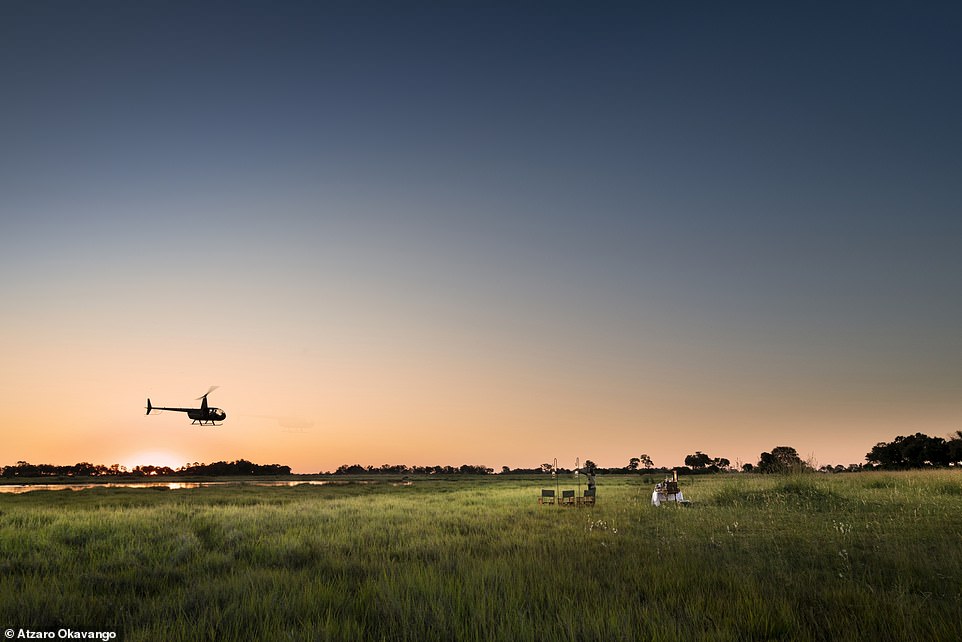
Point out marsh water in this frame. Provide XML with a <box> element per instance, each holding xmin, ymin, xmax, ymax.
<box><xmin>0</xmin><ymin>480</ymin><xmax>346</xmax><ymax>494</ymax></box>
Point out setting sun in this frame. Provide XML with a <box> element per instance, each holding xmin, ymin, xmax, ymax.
<box><xmin>123</xmin><ymin>451</ymin><xmax>187</xmax><ymax>472</ymax></box>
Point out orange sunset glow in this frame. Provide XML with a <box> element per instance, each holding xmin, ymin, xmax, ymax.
<box><xmin>2</xmin><ymin>2</ymin><xmax>960</xmax><ymax>475</ymax></box>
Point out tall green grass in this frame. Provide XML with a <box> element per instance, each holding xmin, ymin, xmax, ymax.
<box><xmin>1</xmin><ymin>473</ymin><xmax>961</xmax><ymax>640</ymax></box>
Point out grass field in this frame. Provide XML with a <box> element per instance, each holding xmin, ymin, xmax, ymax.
<box><xmin>1</xmin><ymin>471</ymin><xmax>961</xmax><ymax>641</ymax></box>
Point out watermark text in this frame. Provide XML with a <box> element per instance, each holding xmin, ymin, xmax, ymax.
<box><xmin>5</xmin><ymin>630</ymin><xmax>116</xmax><ymax>640</ymax></box>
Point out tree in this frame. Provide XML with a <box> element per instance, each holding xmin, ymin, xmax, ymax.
<box><xmin>639</xmin><ymin>454</ymin><xmax>653</xmax><ymax>470</ymax></box>
<box><xmin>684</xmin><ymin>452</ymin><xmax>712</xmax><ymax>470</ymax></box>
<box><xmin>948</xmin><ymin>436</ymin><xmax>962</xmax><ymax>466</ymax></box>
<box><xmin>628</xmin><ymin>457</ymin><xmax>640</xmax><ymax>471</ymax></box>
<box><xmin>757</xmin><ymin>446</ymin><xmax>806</xmax><ymax>474</ymax></box>
<box><xmin>73</xmin><ymin>462</ymin><xmax>98</xmax><ymax>476</ymax></box>
<box><xmin>583</xmin><ymin>460</ymin><xmax>597</xmax><ymax>474</ymax></box>
<box><xmin>866</xmin><ymin>433</ymin><xmax>950</xmax><ymax>469</ymax></box>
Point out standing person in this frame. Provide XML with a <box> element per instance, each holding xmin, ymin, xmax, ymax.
<box><xmin>584</xmin><ymin>468</ymin><xmax>597</xmax><ymax>505</ymax></box>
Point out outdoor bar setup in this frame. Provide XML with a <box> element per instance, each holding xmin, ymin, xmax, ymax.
<box><xmin>651</xmin><ymin>470</ymin><xmax>689</xmax><ymax>506</ymax></box>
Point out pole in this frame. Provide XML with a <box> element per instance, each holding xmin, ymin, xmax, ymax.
<box><xmin>553</xmin><ymin>457</ymin><xmax>559</xmax><ymax>506</ymax></box>
<box><xmin>575</xmin><ymin>457</ymin><xmax>581</xmax><ymax>499</ymax></box>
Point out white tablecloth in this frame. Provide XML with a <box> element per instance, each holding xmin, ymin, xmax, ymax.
<box><xmin>651</xmin><ymin>490</ymin><xmax>685</xmax><ymax>506</ymax></box>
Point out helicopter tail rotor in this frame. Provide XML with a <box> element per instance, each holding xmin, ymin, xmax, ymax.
<box><xmin>146</xmin><ymin>398</ymin><xmax>152</xmax><ymax>415</ymax></box>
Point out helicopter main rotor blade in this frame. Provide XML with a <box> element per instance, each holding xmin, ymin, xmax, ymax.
<box><xmin>196</xmin><ymin>385</ymin><xmax>219</xmax><ymax>400</ymax></box>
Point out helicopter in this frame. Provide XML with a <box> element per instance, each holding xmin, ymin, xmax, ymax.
<box><xmin>146</xmin><ymin>387</ymin><xmax>226</xmax><ymax>426</ymax></box>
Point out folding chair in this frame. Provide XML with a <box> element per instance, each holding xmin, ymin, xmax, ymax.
<box><xmin>583</xmin><ymin>487</ymin><xmax>596</xmax><ymax>506</ymax></box>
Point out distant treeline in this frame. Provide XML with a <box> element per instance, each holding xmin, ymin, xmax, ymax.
<box><xmin>5</xmin><ymin>432</ymin><xmax>961</xmax><ymax>479</ymax></box>
<box><xmin>331</xmin><ymin>463</ymin><xmax>669</xmax><ymax>475</ymax></box>
<box><xmin>330</xmin><ymin>432</ymin><xmax>962</xmax><ymax>475</ymax></box>
<box><xmin>333</xmin><ymin>464</ymin><xmax>495</xmax><ymax>475</ymax></box>
<box><xmin>866</xmin><ymin>432</ymin><xmax>962</xmax><ymax>470</ymax></box>
<box><xmin>1</xmin><ymin>459</ymin><xmax>290</xmax><ymax>478</ymax></box>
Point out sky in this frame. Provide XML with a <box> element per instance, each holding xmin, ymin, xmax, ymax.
<box><xmin>2</xmin><ymin>1</ymin><xmax>960</xmax><ymax>473</ymax></box>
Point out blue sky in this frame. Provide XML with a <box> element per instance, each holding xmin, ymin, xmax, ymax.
<box><xmin>2</xmin><ymin>1</ymin><xmax>960</xmax><ymax>471</ymax></box>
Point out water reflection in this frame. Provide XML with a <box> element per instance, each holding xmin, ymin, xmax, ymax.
<box><xmin>0</xmin><ymin>480</ymin><xmax>406</xmax><ymax>494</ymax></box>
